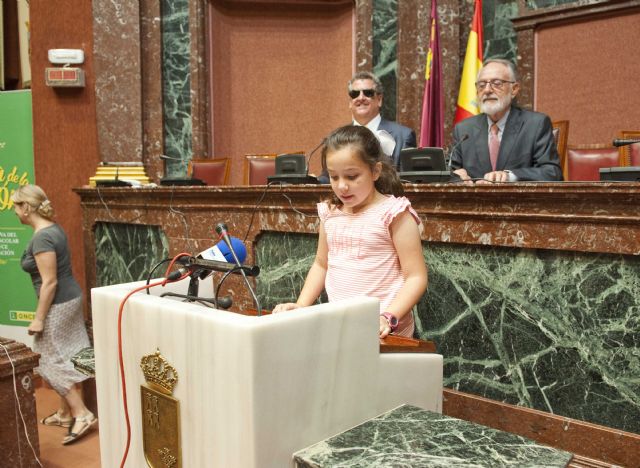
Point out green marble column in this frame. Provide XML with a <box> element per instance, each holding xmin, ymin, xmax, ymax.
<box><xmin>373</xmin><ymin>0</ymin><xmax>398</xmax><ymax>121</ymax></box>
<box><xmin>161</xmin><ymin>0</ymin><xmax>192</xmax><ymax>178</ymax></box>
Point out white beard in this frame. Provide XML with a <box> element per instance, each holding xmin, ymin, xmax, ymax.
<box><xmin>480</xmin><ymin>94</ymin><xmax>511</xmax><ymax>118</ymax></box>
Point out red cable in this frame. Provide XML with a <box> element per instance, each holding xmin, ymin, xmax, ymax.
<box><xmin>118</xmin><ymin>253</ymin><xmax>191</xmax><ymax>468</ymax></box>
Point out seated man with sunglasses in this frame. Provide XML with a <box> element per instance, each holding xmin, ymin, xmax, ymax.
<box><xmin>450</xmin><ymin>59</ymin><xmax>562</xmax><ymax>183</ymax></box>
<box><xmin>347</xmin><ymin>71</ymin><xmax>416</xmax><ymax>168</ymax></box>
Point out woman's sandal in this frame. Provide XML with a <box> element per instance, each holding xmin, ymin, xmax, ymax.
<box><xmin>62</xmin><ymin>412</ymin><xmax>98</xmax><ymax>445</ymax></box>
<box><xmin>41</xmin><ymin>411</ymin><xmax>73</xmax><ymax>428</ymax></box>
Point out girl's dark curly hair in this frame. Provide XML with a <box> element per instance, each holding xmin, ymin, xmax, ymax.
<box><xmin>321</xmin><ymin>125</ymin><xmax>403</xmax><ymax>206</ymax></box>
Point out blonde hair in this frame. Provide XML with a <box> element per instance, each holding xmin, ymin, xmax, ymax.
<box><xmin>11</xmin><ymin>184</ymin><xmax>55</xmax><ymax>221</ymax></box>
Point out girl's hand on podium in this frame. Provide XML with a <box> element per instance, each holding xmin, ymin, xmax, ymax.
<box><xmin>379</xmin><ymin>315</ymin><xmax>392</xmax><ymax>339</ymax></box>
<box><xmin>272</xmin><ymin>303</ymin><xmax>301</xmax><ymax>314</ymax></box>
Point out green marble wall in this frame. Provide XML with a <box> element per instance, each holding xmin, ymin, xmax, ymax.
<box><xmin>255</xmin><ymin>232</ymin><xmax>327</xmax><ymax>306</ymax></box>
<box><xmin>255</xmin><ymin>231</ymin><xmax>640</xmax><ymax>435</ymax></box>
<box><xmin>94</xmin><ymin>223</ymin><xmax>170</xmax><ymax>287</ymax></box>
<box><xmin>422</xmin><ymin>243</ymin><xmax>640</xmax><ymax>434</ymax></box>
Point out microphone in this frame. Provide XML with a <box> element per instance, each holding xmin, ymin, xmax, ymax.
<box><xmin>613</xmin><ymin>138</ymin><xmax>640</xmax><ymax>147</ymax></box>
<box><xmin>215</xmin><ymin>223</ymin><xmax>244</xmax><ymax>266</ymax></box>
<box><xmin>178</xmin><ymin>236</ymin><xmax>248</xmax><ymax>281</ymax></box>
<box><xmin>215</xmin><ymin>222</ymin><xmax>263</xmax><ymax>315</ymax></box>
<box><xmin>446</xmin><ymin>134</ymin><xmax>469</xmax><ymax>172</ymax></box>
<box><xmin>167</xmin><ymin>257</ymin><xmax>260</xmax><ymax>281</ymax></box>
<box><xmin>159</xmin><ymin>154</ymin><xmax>183</xmax><ymax>161</ymax></box>
<box><xmin>198</xmin><ymin>237</ymin><xmax>247</xmax><ymax>264</ymax></box>
<box><xmin>305</xmin><ymin>138</ymin><xmax>326</xmax><ymax>181</ymax></box>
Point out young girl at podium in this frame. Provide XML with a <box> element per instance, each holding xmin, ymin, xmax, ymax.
<box><xmin>273</xmin><ymin>125</ymin><xmax>428</xmax><ymax>337</ymax></box>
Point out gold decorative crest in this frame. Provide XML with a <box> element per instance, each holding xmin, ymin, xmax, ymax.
<box><xmin>140</xmin><ymin>349</ymin><xmax>178</xmax><ymax>395</ymax></box>
<box><xmin>140</xmin><ymin>349</ymin><xmax>181</xmax><ymax>468</ymax></box>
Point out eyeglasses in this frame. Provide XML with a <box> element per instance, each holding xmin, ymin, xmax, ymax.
<box><xmin>348</xmin><ymin>88</ymin><xmax>377</xmax><ymax>99</ymax></box>
<box><xmin>475</xmin><ymin>79</ymin><xmax>515</xmax><ymax>91</ymax></box>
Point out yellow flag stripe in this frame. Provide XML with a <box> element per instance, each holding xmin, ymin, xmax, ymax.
<box><xmin>456</xmin><ymin>30</ymin><xmax>482</xmax><ymax>115</ymax></box>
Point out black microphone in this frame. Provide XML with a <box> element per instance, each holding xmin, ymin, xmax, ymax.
<box><xmin>446</xmin><ymin>134</ymin><xmax>469</xmax><ymax>172</ymax></box>
<box><xmin>215</xmin><ymin>223</ymin><xmax>263</xmax><ymax>315</ymax></box>
<box><xmin>613</xmin><ymin>138</ymin><xmax>640</xmax><ymax>147</ymax></box>
<box><xmin>167</xmin><ymin>257</ymin><xmax>260</xmax><ymax>281</ymax></box>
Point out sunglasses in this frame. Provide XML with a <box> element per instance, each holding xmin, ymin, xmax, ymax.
<box><xmin>348</xmin><ymin>88</ymin><xmax>376</xmax><ymax>99</ymax></box>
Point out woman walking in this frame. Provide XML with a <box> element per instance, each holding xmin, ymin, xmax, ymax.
<box><xmin>12</xmin><ymin>184</ymin><xmax>97</xmax><ymax>445</ymax></box>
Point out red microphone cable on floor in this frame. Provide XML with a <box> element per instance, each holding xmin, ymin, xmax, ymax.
<box><xmin>118</xmin><ymin>252</ymin><xmax>191</xmax><ymax>468</ymax></box>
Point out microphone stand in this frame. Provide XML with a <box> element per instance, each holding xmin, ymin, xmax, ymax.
<box><xmin>160</xmin><ymin>291</ymin><xmax>233</xmax><ymax>309</ymax></box>
<box><xmin>187</xmin><ymin>270</ymin><xmax>201</xmax><ymax>299</ymax></box>
<box><xmin>304</xmin><ymin>139</ymin><xmax>326</xmax><ymax>181</ymax></box>
<box><xmin>446</xmin><ymin>134</ymin><xmax>469</xmax><ymax>173</ymax></box>
<box><xmin>216</xmin><ymin>224</ymin><xmax>263</xmax><ymax>316</ymax></box>
<box><xmin>162</xmin><ymin>269</ymin><xmax>233</xmax><ymax>309</ymax></box>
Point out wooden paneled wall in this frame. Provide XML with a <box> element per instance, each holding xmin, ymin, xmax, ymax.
<box><xmin>535</xmin><ymin>9</ymin><xmax>640</xmax><ymax>145</ymax></box>
<box><xmin>208</xmin><ymin>1</ymin><xmax>354</xmax><ymax>184</ymax></box>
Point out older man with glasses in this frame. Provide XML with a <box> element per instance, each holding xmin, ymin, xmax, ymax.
<box><xmin>347</xmin><ymin>71</ymin><xmax>416</xmax><ymax>168</ymax></box>
<box><xmin>449</xmin><ymin>59</ymin><xmax>562</xmax><ymax>183</ymax></box>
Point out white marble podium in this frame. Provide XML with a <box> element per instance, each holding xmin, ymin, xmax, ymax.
<box><xmin>92</xmin><ymin>278</ymin><xmax>443</xmax><ymax>467</ymax></box>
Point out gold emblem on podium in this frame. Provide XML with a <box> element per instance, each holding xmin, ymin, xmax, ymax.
<box><xmin>140</xmin><ymin>349</ymin><xmax>181</xmax><ymax>468</ymax></box>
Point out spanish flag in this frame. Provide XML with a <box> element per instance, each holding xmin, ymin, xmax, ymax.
<box><xmin>453</xmin><ymin>0</ymin><xmax>483</xmax><ymax>124</ymax></box>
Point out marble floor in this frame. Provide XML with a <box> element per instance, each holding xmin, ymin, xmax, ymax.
<box><xmin>35</xmin><ymin>385</ymin><xmax>101</xmax><ymax>467</ymax></box>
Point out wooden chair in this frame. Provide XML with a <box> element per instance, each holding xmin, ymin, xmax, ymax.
<box><xmin>617</xmin><ymin>130</ymin><xmax>640</xmax><ymax>166</ymax></box>
<box><xmin>188</xmin><ymin>158</ymin><xmax>231</xmax><ymax>185</ymax></box>
<box><xmin>565</xmin><ymin>144</ymin><xmax>621</xmax><ymax>181</ymax></box>
<box><xmin>551</xmin><ymin>120</ymin><xmax>569</xmax><ymax>180</ymax></box>
<box><xmin>244</xmin><ymin>153</ymin><xmax>277</xmax><ymax>185</ymax></box>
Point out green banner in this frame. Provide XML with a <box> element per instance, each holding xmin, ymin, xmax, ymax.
<box><xmin>0</xmin><ymin>90</ymin><xmax>37</xmax><ymax>327</ymax></box>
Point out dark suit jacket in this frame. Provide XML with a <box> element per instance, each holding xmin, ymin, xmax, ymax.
<box><xmin>450</xmin><ymin>106</ymin><xmax>562</xmax><ymax>181</ymax></box>
<box><xmin>378</xmin><ymin>118</ymin><xmax>417</xmax><ymax>168</ymax></box>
